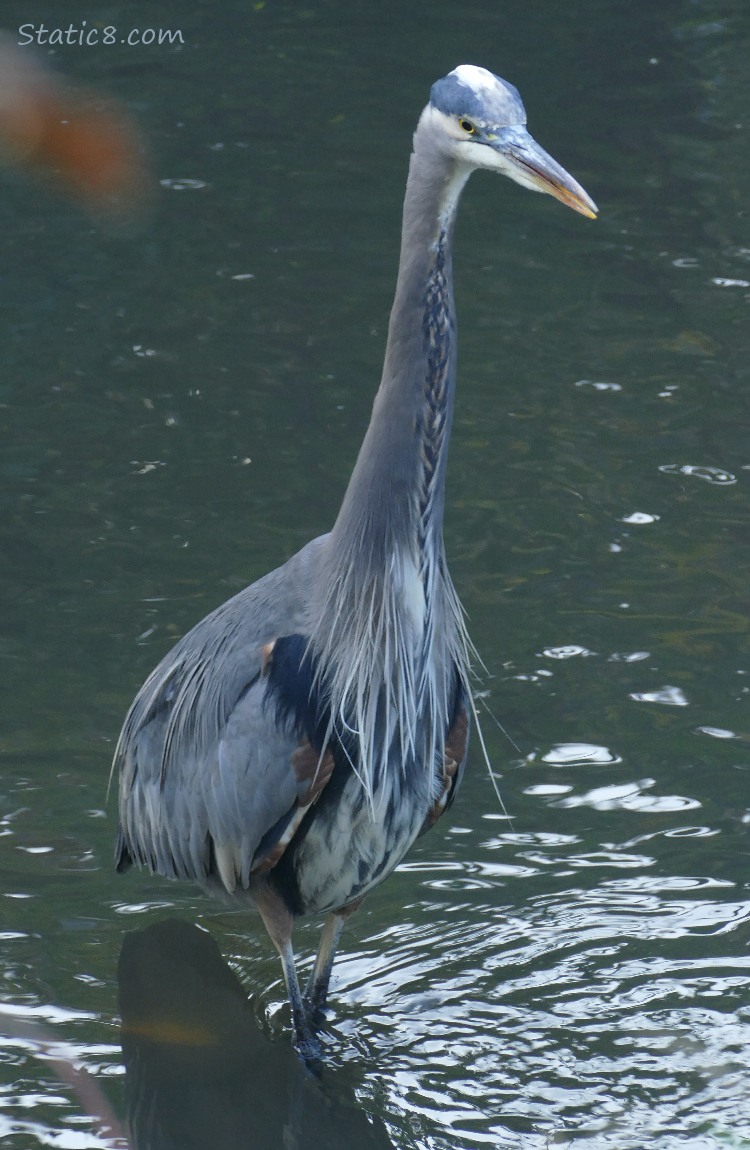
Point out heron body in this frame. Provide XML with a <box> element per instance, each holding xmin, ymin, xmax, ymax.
<box><xmin>114</xmin><ymin>64</ymin><xmax>596</xmax><ymax>1055</ymax></box>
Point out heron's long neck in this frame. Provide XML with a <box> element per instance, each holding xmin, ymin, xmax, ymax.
<box><xmin>330</xmin><ymin>143</ymin><xmax>470</xmax><ymax>570</ymax></box>
<box><xmin>310</xmin><ymin>140</ymin><xmax>472</xmax><ymax>801</ymax></box>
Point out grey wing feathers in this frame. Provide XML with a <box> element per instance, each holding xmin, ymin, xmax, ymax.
<box><xmin>114</xmin><ymin>535</ymin><xmax>328</xmax><ymax>890</ymax></box>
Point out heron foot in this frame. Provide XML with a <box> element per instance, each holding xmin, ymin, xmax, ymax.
<box><xmin>301</xmin><ymin>987</ymin><xmax>330</xmax><ymax>1036</ymax></box>
<box><xmin>302</xmin><ymin>970</ymin><xmax>335</xmax><ymax>1033</ymax></box>
<box><xmin>291</xmin><ymin>1005</ymin><xmax>324</xmax><ymax>1066</ymax></box>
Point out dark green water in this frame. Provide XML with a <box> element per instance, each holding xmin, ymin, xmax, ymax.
<box><xmin>1</xmin><ymin>1</ymin><xmax>749</xmax><ymax>1146</ymax></box>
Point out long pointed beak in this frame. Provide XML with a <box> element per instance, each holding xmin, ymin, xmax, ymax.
<box><xmin>498</xmin><ymin>126</ymin><xmax>598</xmax><ymax>219</ymax></box>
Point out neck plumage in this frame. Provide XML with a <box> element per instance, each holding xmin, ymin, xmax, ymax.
<box><xmin>330</xmin><ymin>140</ymin><xmax>470</xmax><ymax>569</ymax></box>
<box><xmin>309</xmin><ymin>130</ymin><xmax>474</xmax><ymax>804</ymax></box>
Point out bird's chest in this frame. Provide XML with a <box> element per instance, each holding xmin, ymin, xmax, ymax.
<box><xmin>278</xmin><ymin>759</ymin><xmax>435</xmax><ymax>917</ymax></box>
<box><xmin>264</xmin><ymin>594</ymin><xmax>460</xmax><ymax>918</ymax></box>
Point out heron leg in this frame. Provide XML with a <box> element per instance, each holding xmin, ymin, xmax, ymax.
<box><xmin>304</xmin><ymin>912</ymin><xmax>345</xmax><ymax>1015</ymax></box>
<box><xmin>254</xmin><ymin>883</ymin><xmax>320</xmax><ymax>1061</ymax></box>
<box><xmin>304</xmin><ymin>897</ymin><xmax>364</xmax><ymax>1016</ymax></box>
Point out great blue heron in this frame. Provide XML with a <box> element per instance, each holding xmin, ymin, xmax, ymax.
<box><xmin>114</xmin><ymin>64</ymin><xmax>596</xmax><ymax>1055</ymax></box>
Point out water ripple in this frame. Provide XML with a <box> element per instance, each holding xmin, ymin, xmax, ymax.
<box><xmin>536</xmin><ymin>743</ymin><xmax>623</xmax><ymax>767</ymax></box>
<box><xmin>541</xmin><ymin>645</ymin><xmax>595</xmax><ymax>659</ymax></box>
<box><xmin>697</xmin><ymin>725</ymin><xmax>737</xmax><ymax>740</ymax></box>
<box><xmin>620</xmin><ymin>511</ymin><xmax>660</xmax><ymax>524</ymax></box>
<box><xmin>334</xmin><ymin>867</ymin><xmax>750</xmax><ymax>1147</ymax></box>
<box><xmin>574</xmin><ymin>379</ymin><xmax>623</xmax><ymax>392</ymax></box>
<box><xmin>554</xmin><ymin>779</ymin><xmax>700</xmax><ymax>813</ymax></box>
<box><xmin>659</xmin><ymin>463</ymin><xmax>737</xmax><ymax>485</ymax></box>
<box><xmin>160</xmin><ymin>177</ymin><xmax>209</xmax><ymax>190</ymax></box>
<box><xmin>630</xmin><ymin>685</ymin><xmax>689</xmax><ymax>706</ymax></box>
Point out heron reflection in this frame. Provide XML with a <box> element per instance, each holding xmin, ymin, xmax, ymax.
<box><xmin>118</xmin><ymin>920</ymin><xmax>394</xmax><ymax>1149</ymax></box>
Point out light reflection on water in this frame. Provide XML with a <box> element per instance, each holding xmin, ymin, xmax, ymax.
<box><xmin>322</xmin><ymin>870</ymin><xmax>750</xmax><ymax>1148</ymax></box>
<box><xmin>2</xmin><ymin>815</ymin><xmax>750</xmax><ymax>1147</ymax></box>
<box><xmin>324</xmin><ymin>767</ymin><xmax>750</xmax><ymax>1147</ymax></box>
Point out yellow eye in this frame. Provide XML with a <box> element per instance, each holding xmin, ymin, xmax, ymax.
<box><xmin>459</xmin><ymin>118</ymin><xmax>476</xmax><ymax>135</ymax></box>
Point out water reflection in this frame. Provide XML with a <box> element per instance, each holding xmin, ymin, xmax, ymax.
<box><xmin>117</xmin><ymin>920</ymin><xmax>393</xmax><ymax>1150</ymax></box>
<box><xmin>658</xmin><ymin>463</ymin><xmax>737</xmax><ymax>485</ymax></box>
<box><xmin>536</xmin><ymin>743</ymin><xmax>623</xmax><ymax>766</ymax></box>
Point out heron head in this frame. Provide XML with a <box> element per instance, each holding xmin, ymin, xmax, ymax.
<box><xmin>424</xmin><ymin>64</ymin><xmax>597</xmax><ymax>219</ymax></box>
